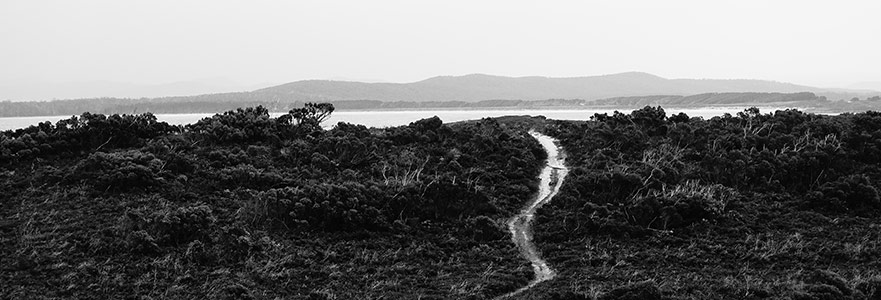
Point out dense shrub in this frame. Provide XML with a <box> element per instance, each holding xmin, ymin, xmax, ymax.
<box><xmin>125</xmin><ymin>203</ymin><xmax>216</xmax><ymax>247</ymax></box>
<box><xmin>548</xmin><ymin>291</ymin><xmax>591</xmax><ymax>300</ymax></box>
<box><xmin>855</xmin><ymin>276</ymin><xmax>881</xmax><ymax>300</ymax></box>
<box><xmin>464</xmin><ymin>216</ymin><xmax>506</xmax><ymax>242</ymax></box>
<box><xmin>251</xmin><ymin>183</ymin><xmax>386</xmax><ymax>231</ymax></box>
<box><xmin>214</xmin><ymin>164</ymin><xmax>285</xmax><ymax>189</ymax></box>
<box><xmin>809</xmin><ymin>174</ymin><xmax>881</xmax><ymax>212</ymax></box>
<box><xmin>599</xmin><ymin>281</ymin><xmax>663</xmax><ymax>300</ymax></box>
<box><xmin>790</xmin><ymin>270</ymin><xmax>863</xmax><ymax>300</ymax></box>
<box><xmin>2</xmin><ymin>104</ymin><xmax>549</xmax><ymax>298</ymax></box>
<box><xmin>126</xmin><ymin>230</ymin><xmax>161</xmax><ymax>254</ymax></box>
<box><xmin>544</xmin><ymin>107</ymin><xmax>881</xmax><ymax>236</ymax></box>
<box><xmin>72</xmin><ymin>150</ymin><xmax>165</xmax><ymax>192</ymax></box>
<box><xmin>188</xmin><ymin>106</ymin><xmax>277</xmax><ymax>144</ymax></box>
<box><xmin>625</xmin><ymin>181</ymin><xmax>738</xmax><ymax>229</ymax></box>
<box><xmin>1</xmin><ymin>112</ymin><xmax>176</xmax><ymax>161</ymax></box>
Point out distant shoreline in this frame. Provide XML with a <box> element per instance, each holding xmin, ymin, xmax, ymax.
<box><xmin>0</xmin><ymin>103</ymin><xmax>811</xmax><ymax>119</ymax></box>
<box><xmin>1</xmin><ymin>91</ymin><xmax>861</xmax><ymax>118</ymax></box>
<box><xmin>0</xmin><ymin>106</ymin><xmax>812</xmax><ymax>131</ymax></box>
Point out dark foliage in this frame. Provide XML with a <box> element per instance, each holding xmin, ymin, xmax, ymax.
<box><xmin>9</xmin><ymin>104</ymin><xmax>881</xmax><ymax>299</ymax></box>
<box><xmin>1</xmin><ymin>112</ymin><xmax>176</xmax><ymax>162</ymax></box>
<box><xmin>809</xmin><ymin>174</ymin><xmax>881</xmax><ymax>212</ymax></box>
<box><xmin>72</xmin><ymin>150</ymin><xmax>166</xmax><ymax>192</ymax></box>
<box><xmin>526</xmin><ymin>106</ymin><xmax>881</xmax><ymax>299</ymax></box>
<box><xmin>0</xmin><ymin>104</ymin><xmax>545</xmax><ymax>299</ymax></box>
<box><xmin>599</xmin><ymin>281</ymin><xmax>663</xmax><ymax>300</ymax></box>
<box><xmin>541</xmin><ymin>106</ymin><xmax>881</xmax><ymax>236</ymax></box>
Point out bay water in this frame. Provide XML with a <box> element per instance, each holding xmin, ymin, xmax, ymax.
<box><xmin>0</xmin><ymin>107</ymin><xmax>786</xmax><ymax>131</ymax></box>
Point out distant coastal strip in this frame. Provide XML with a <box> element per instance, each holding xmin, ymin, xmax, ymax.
<box><xmin>1</xmin><ymin>107</ymin><xmax>797</xmax><ymax>131</ymax></box>
<box><xmin>3</xmin><ymin>91</ymin><xmax>875</xmax><ymax>119</ymax></box>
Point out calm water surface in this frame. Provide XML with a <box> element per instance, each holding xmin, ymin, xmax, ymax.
<box><xmin>0</xmin><ymin>107</ymin><xmax>786</xmax><ymax>131</ymax></box>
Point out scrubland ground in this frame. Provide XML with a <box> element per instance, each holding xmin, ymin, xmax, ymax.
<box><xmin>524</xmin><ymin>108</ymin><xmax>881</xmax><ymax>300</ymax></box>
<box><xmin>4</xmin><ymin>105</ymin><xmax>881</xmax><ymax>299</ymax></box>
<box><xmin>1</xmin><ymin>106</ymin><xmax>544</xmax><ymax>299</ymax></box>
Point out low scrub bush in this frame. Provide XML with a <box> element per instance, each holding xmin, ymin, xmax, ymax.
<box><xmin>599</xmin><ymin>280</ymin><xmax>662</xmax><ymax>300</ymax></box>
<box><xmin>125</xmin><ymin>203</ymin><xmax>216</xmax><ymax>247</ymax></box>
<box><xmin>626</xmin><ymin>181</ymin><xmax>738</xmax><ymax>229</ymax></box>
<box><xmin>214</xmin><ymin>164</ymin><xmax>285</xmax><ymax>189</ymax></box>
<box><xmin>464</xmin><ymin>216</ymin><xmax>506</xmax><ymax>242</ymax></box>
<box><xmin>809</xmin><ymin>174</ymin><xmax>881</xmax><ymax>213</ymax></box>
<box><xmin>72</xmin><ymin>150</ymin><xmax>165</xmax><ymax>192</ymax></box>
<box><xmin>250</xmin><ymin>183</ymin><xmax>386</xmax><ymax>231</ymax></box>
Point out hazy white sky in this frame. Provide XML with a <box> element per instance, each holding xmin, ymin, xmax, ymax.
<box><xmin>1</xmin><ymin>0</ymin><xmax>879</xmax><ymax>88</ymax></box>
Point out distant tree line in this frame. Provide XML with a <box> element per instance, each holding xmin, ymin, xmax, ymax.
<box><xmin>3</xmin><ymin>91</ymin><xmax>869</xmax><ymax>117</ymax></box>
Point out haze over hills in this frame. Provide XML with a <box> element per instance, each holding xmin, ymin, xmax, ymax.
<box><xmin>0</xmin><ymin>78</ymin><xmax>272</xmax><ymax>101</ymax></box>
<box><xmin>251</xmin><ymin>72</ymin><xmax>877</xmax><ymax>103</ymax></box>
<box><xmin>2</xmin><ymin>72</ymin><xmax>878</xmax><ymax>103</ymax></box>
<box><xmin>849</xmin><ymin>82</ymin><xmax>881</xmax><ymax>94</ymax></box>
<box><xmin>2</xmin><ymin>72</ymin><xmax>881</xmax><ymax>118</ymax></box>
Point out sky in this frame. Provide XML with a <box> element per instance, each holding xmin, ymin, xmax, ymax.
<box><xmin>1</xmin><ymin>0</ymin><xmax>880</xmax><ymax>98</ymax></box>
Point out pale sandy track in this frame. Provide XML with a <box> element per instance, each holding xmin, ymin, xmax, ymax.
<box><xmin>498</xmin><ymin>131</ymin><xmax>568</xmax><ymax>299</ymax></box>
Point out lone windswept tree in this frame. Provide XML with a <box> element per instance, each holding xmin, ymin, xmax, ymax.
<box><xmin>277</xmin><ymin>102</ymin><xmax>335</xmax><ymax>135</ymax></box>
<box><xmin>292</xmin><ymin>103</ymin><xmax>335</xmax><ymax>126</ymax></box>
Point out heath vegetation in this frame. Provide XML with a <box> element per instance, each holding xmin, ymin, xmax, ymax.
<box><xmin>526</xmin><ymin>107</ymin><xmax>881</xmax><ymax>300</ymax></box>
<box><xmin>3</xmin><ymin>104</ymin><xmax>881</xmax><ymax>299</ymax></box>
<box><xmin>1</xmin><ymin>103</ymin><xmax>545</xmax><ymax>299</ymax></box>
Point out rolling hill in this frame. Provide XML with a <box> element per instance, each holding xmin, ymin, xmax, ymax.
<box><xmin>251</xmin><ymin>72</ymin><xmax>864</xmax><ymax>102</ymax></box>
<box><xmin>1</xmin><ymin>73</ymin><xmax>880</xmax><ymax>117</ymax></box>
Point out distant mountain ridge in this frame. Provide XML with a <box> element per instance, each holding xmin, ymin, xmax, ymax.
<box><xmin>2</xmin><ymin>72</ymin><xmax>881</xmax><ymax>118</ymax></box>
<box><xmin>252</xmin><ymin>72</ymin><xmax>864</xmax><ymax>102</ymax></box>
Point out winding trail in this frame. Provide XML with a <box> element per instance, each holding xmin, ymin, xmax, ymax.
<box><xmin>499</xmin><ymin>130</ymin><xmax>569</xmax><ymax>299</ymax></box>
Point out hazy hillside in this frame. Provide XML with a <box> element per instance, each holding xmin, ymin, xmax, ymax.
<box><xmin>2</xmin><ymin>73</ymin><xmax>880</xmax><ymax>117</ymax></box>
<box><xmin>253</xmin><ymin>72</ymin><xmax>860</xmax><ymax>102</ymax></box>
<box><xmin>849</xmin><ymin>82</ymin><xmax>881</xmax><ymax>93</ymax></box>
<box><xmin>0</xmin><ymin>79</ymin><xmax>266</xmax><ymax>101</ymax></box>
